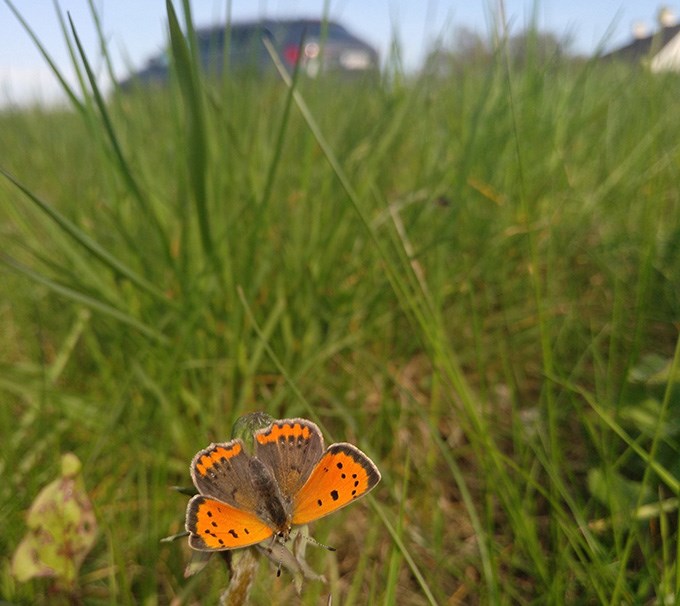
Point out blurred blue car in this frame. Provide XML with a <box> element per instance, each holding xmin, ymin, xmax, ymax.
<box><xmin>119</xmin><ymin>19</ymin><xmax>379</xmax><ymax>88</ymax></box>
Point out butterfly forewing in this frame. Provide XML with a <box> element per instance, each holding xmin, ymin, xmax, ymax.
<box><xmin>186</xmin><ymin>495</ymin><xmax>274</xmax><ymax>550</ymax></box>
<box><xmin>291</xmin><ymin>443</ymin><xmax>381</xmax><ymax>525</ymax></box>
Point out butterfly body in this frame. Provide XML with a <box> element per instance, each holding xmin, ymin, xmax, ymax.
<box><xmin>247</xmin><ymin>458</ymin><xmax>290</xmax><ymax>533</ymax></box>
<box><xmin>185</xmin><ymin>418</ymin><xmax>380</xmax><ymax>551</ymax></box>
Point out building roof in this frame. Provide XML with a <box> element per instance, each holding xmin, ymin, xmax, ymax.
<box><xmin>603</xmin><ymin>24</ymin><xmax>680</xmax><ymax>62</ymax></box>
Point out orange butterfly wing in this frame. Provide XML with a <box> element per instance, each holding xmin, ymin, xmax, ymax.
<box><xmin>291</xmin><ymin>443</ymin><xmax>381</xmax><ymax>525</ymax></box>
<box><xmin>186</xmin><ymin>495</ymin><xmax>274</xmax><ymax>550</ymax></box>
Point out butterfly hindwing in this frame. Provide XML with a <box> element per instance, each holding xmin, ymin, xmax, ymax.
<box><xmin>254</xmin><ymin>418</ymin><xmax>325</xmax><ymax>503</ymax></box>
<box><xmin>190</xmin><ymin>439</ymin><xmax>264</xmax><ymax>514</ymax></box>
<box><xmin>185</xmin><ymin>495</ymin><xmax>274</xmax><ymax>550</ymax></box>
<box><xmin>291</xmin><ymin>443</ymin><xmax>381</xmax><ymax>525</ymax></box>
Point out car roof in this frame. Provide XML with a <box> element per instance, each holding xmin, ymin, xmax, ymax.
<box><xmin>194</xmin><ymin>19</ymin><xmax>352</xmax><ymax>42</ymax></box>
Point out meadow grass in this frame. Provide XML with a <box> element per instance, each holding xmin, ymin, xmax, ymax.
<box><xmin>2</xmin><ymin>2</ymin><xmax>680</xmax><ymax>604</ymax></box>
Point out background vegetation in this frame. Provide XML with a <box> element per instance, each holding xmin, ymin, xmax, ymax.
<box><xmin>2</xmin><ymin>2</ymin><xmax>680</xmax><ymax>604</ymax></box>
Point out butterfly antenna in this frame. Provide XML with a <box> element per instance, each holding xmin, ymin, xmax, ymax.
<box><xmin>301</xmin><ymin>533</ymin><xmax>336</xmax><ymax>552</ymax></box>
<box><xmin>259</xmin><ymin>544</ymin><xmax>283</xmax><ymax>577</ymax></box>
<box><xmin>256</xmin><ymin>539</ymin><xmax>288</xmax><ymax>578</ymax></box>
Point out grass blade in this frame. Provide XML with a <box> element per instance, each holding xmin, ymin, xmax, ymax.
<box><xmin>1</xmin><ymin>167</ymin><xmax>172</xmax><ymax>306</ymax></box>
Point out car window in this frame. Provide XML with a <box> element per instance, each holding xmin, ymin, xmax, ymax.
<box><xmin>147</xmin><ymin>53</ymin><xmax>169</xmax><ymax>68</ymax></box>
<box><xmin>286</xmin><ymin>22</ymin><xmax>352</xmax><ymax>41</ymax></box>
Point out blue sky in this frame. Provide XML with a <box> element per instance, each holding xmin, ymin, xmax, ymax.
<box><xmin>0</xmin><ymin>1</ymin><xmax>675</xmax><ymax>106</ymax></box>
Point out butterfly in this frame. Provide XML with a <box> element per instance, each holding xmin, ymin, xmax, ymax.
<box><xmin>185</xmin><ymin>417</ymin><xmax>381</xmax><ymax>550</ymax></box>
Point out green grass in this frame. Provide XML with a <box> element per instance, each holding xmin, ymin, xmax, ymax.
<box><xmin>2</xmin><ymin>2</ymin><xmax>680</xmax><ymax>604</ymax></box>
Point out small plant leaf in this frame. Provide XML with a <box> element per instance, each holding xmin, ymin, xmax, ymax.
<box><xmin>587</xmin><ymin>467</ymin><xmax>652</xmax><ymax>512</ymax></box>
<box><xmin>11</xmin><ymin>453</ymin><xmax>97</xmax><ymax>586</ymax></box>
<box><xmin>628</xmin><ymin>354</ymin><xmax>676</xmax><ymax>385</ymax></box>
<box><xmin>231</xmin><ymin>411</ymin><xmax>276</xmax><ymax>453</ymax></box>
